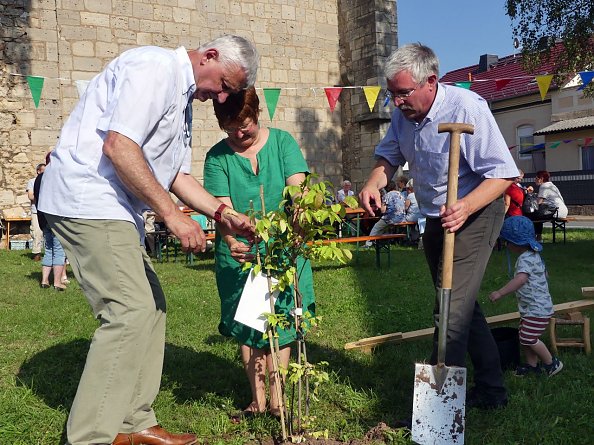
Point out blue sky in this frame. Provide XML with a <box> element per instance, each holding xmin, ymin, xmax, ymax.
<box><xmin>398</xmin><ymin>0</ymin><xmax>518</xmax><ymax>75</ymax></box>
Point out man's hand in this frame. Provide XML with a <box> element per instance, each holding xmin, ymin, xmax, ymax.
<box><xmin>220</xmin><ymin>208</ymin><xmax>255</xmax><ymax>241</ymax></box>
<box><xmin>359</xmin><ymin>184</ymin><xmax>382</xmax><ymax>217</ymax></box>
<box><xmin>163</xmin><ymin>210</ymin><xmax>206</xmax><ymax>253</ymax></box>
<box><xmin>439</xmin><ymin>199</ymin><xmax>471</xmax><ymax>233</ymax></box>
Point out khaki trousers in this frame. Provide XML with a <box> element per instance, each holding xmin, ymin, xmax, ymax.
<box><xmin>30</xmin><ymin>212</ymin><xmax>44</xmax><ymax>254</ymax></box>
<box><xmin>423</xmin><ymin>198</ymin><xmax>507</xmax><ymax>399</ymax></box>
<box><xmin>46</xmin><ymin>215</ymin><xmax>166</xmax><ymax>445</ymax></box>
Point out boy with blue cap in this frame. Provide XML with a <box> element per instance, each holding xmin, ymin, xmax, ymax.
<box><xmin>489</xmin><ymin>216</ymin><xmax>563</xmax><ymax>377</ymax></box>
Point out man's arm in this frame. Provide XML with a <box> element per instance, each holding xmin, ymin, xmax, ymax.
<box><xmin>440</xmin><ymin>177</ymin><xmax>513</xmax><ymax>233</ymax></box>
<box><xmin>103</xmin><ymin>130</ymin><xmax>206</xmax><ymax>252</ymax></box>
<box><xmin>358</xmin><ymin>158</ymin><xmax>396</xmax><ymax>216</ymax></box>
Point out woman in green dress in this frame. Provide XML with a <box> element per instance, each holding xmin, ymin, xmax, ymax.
<box><xmin>203</xmin><ymin>87</ymin><xmax>315</xmax><ymax>417</ymax></box>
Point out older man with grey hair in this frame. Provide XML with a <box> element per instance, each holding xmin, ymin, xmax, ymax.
<box><xmin>360</xmin><ymin>43</ymin><xmax>519</xmax><ymax>412</ymax></box>
<box><xmin>38</xmin><ymin>35</ymin><xmax>259</xmax><ymax>445</ymax></box>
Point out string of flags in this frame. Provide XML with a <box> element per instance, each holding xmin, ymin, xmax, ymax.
<box><xmin>4</xmin><ymin>70</ymin><xmax>594</xmax><ymax>119</ymax></box>
<box><xmin>510</xmin><ymin>137</ymin><xmax>594</xmax><ymax>153</ymax></box>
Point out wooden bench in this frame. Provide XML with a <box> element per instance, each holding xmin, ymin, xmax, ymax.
<box><xmin>312</xmin><ymin>233</ymin><xmax>406</xmax><ymax>268</ymax></box>
<box><xmin>530</xmin><ymin>216</ymin><xmax>575</xmax><ymax>244</ymax></box>
<box><xmin>344</xmin><ymin>299</ymin><xmax>594</xmax><ymax>353</ymax></box>
<box><xmin>389</xmin><ymin>220</ymin><xmax>419</xmax><ymax>242</ymax></box>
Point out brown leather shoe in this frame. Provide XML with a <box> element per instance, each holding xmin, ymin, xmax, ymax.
<box><xmin>112</xmin><ymin>425</ymin><xmax>197</xmax><ymax>445</ymax></box>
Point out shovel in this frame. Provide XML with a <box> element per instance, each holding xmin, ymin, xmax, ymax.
<box><xmin>411</xmin><ymin>123</ymin><xmax>474</xmax><ymax>445</ymax></box>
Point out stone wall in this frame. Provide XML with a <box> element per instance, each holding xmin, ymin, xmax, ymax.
<box><xmin>1</xmin><ymin>0</ymin><xmax>398</xmax><ymax>212</ymax></box>
<box><xmin>336</xmin><ymin>0</ymin><xmax>398</xmax><ymax>193</ymax></box>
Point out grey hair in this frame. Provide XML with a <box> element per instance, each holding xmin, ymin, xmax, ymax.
<box><xmin>199</xmin><ymin>35</ymin><xmax>259</xmax><ymax>88</ymax></box>
<box><xmin>342</xmin><ymin>180</ymin><xmax>351</xmax><ymax>186</ymax></box>
<box><xmin>384</xmin><ymin>43</ymin><xmax>439</xmax><ymax>84</ymax></box>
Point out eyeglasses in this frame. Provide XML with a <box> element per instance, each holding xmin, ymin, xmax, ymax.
<box><xmin>384</xmin><ymin>83</ymin><xmax>422</xmax><ymax>103</ymax></box>
<box><xmin>222</xmin><ymin>122</ymin><xmax>251</xmax><ymax>134</ymax></box>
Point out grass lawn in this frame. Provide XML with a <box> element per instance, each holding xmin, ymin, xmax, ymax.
<box><xmin>1</xmin><ymin>228</ymin><xmax>593</xmax><ymax>444</ymax></box>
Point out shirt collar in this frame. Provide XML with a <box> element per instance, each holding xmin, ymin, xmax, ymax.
<box><xmin>424</xmin><ymin>82</ymin><xmax>446</xmax><ymax>124</ymax></box>
<box><xmin>175</xmin><ymin>47</ymin><xmax>196</xmax><ymax>100</ymax></box>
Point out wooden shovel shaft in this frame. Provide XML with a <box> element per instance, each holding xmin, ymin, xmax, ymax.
<box><xmin>436</xmin><ymin>123</ymin><xmax>474</xmax><ymax>363</ymax></box>
<box><xmin>438</xmin><ymin>123</ymin><xmax>473</xmax><ymax>289</ymax></box>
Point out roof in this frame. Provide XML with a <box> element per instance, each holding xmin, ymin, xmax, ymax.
<box><xmin>534</xmin><ymin>115</ymin><xmax>594</xmax><ymax>135</ymax></box>
<box><xmin>439</xmin><ymin>44</ymin><xmax>565</xmax><ymax>102</ymax></box>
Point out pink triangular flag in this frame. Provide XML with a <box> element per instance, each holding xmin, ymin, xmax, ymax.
<box><xmin>324</xmin><ymin>87</ymin><xmax>342</xmax><ymax>112</ymax></box>
<box><xmin>584</xmin><ymin>137</ymin><xmax>593</xmax><ymax>146</ymax></box>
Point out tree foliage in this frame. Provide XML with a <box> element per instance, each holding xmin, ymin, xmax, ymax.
<box><xmin>506</xmin><ymin>0</ymin><xmax>594</xmax><ymax>92</ymax></box>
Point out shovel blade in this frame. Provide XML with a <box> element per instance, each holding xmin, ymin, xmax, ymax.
<box><xmin>411</xmin><ymin>363</ymin><xmax>466</xmax><ymax>445</ymax></box>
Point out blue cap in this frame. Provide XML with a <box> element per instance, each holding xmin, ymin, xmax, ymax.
<box><xmin>500</xmin><ymin>216</ymin><xmax>542</xmax><ymax>252</ymax></box>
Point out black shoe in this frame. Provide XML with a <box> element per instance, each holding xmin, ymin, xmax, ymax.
<box><xmin>466</xmin><ymin>388</ymin><xmax>508</xmax><ymax>410</ymax></box>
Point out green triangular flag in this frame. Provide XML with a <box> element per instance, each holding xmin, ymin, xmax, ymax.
<box><xmin>455</xmin><ymin>81</ymin><xmax>472</xmax><ymax>89</ymax></box>
<box><xmin>549</xmin><ymin>141</ymin><xmax>561</xmax><ymax>149</ymax></box>
<box><xmin>27</xmin><ymin>76</ymin><xmax>44</xmax><ymax>108</ymax></box>
<box><xmin>263</xmin><ymin>88</ymin><xmax>281</xmax><ymax>121</ymax></box>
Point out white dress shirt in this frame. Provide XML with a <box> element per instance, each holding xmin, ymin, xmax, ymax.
<box><xmin>38</xmin><ymin>46</ymin><xmax>196</xmax><ymax>236</ymax></box>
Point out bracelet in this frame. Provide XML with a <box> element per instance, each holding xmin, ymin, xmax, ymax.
<box><xmin>213</xmin><ymin>203</ymin><xmax>228</xmax><ymax>223</ymax></box>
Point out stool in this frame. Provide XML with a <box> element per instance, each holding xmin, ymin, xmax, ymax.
<box><xmin>549</xmin><ymin>311</ymin><xmax>591</xmax><ymax>354</ymax></box>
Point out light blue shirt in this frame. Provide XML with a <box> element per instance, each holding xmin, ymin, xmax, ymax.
<box><xmin>515</xmin><ymin>250</ymin><xmax>554</xmax><ymax>318</ymax></box>
<box><xmin>38</xmin><ymin>46</ymin><xmax>195</xmax><ymax>236</ymax></box>
<box><xmin>375</xmin><ymin>83</ymin><xmax>519</xmax><ymax>217</ymax></box>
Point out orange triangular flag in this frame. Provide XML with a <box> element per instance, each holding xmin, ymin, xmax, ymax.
<box><xmin>495</xmin><ymin>79</ymin><xmax>512</xmax><ymax>91</ymax></box>
<box><xmin>324</xmin><ymin>87</ymin><xmax>342</xmax><ymax>112</ymax></box>
<box><xmin>536</xmin><ymin>75</ymin><xmax>553</xmax><ymax>101</ymax></box>
<box><xmin>362</xmin><ymin>86</ymin><xmax>381</xmax><ymax>112</ymax></box>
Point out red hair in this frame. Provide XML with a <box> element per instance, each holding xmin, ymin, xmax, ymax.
<box><xmin>536</xmin><ymin>170</ymin><xmax>550</xmax><ymax>182</ymax></box>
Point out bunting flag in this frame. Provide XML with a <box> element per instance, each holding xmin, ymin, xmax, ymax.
<box><xmin>536</xmin><ymin>75</ymin><xmax>553</xmax><ymax>100</ymax></box>
<box><xmin>585</xmin><ymin>137</ymin><xmax>593</xmax><ymax>146</ymax></box>
<box><xmin>26</xmin><ymin>75</ymin><xmax>44</xmax><ymax>108</ymax></box>
<box><xmin>577</xmin><ymin>71</ymin><xmax>594</xmax><ymax>91</ymax></box>
<box><xmin>4</xmin><ymin>68</ymin><xmax>594</xmax><ymax>113</ymax></box>
<box><xmin>324</xmin><ymin>87</ymin><xmax>342</xmax><ymax>112</ymax></box>
<box><xmin>263</xmin><ymin>88</ymin><xmax>281</xmax><ymax>120</ymax></box>
<box><xmin>495</xmin><ymin>79</ymin><xmax>512</xmax><ymax>91</ymax></box>
<box><xmin>362</xmin><ymin>86</ymin><xmax>381</xmax><ymax>112</ymax></box>
<box><xmin>549</xmin><ymin>141</ymin><xmax>561</xmax><ymax>149</ymax></box>
<box><xmin>75</xmin><ymin>80</ymin><xmax>90</xmax><ymax>98</ymax></box>
<box><xmin>508</xmin><ymin>145</ymin><xmax>517</xmax><ymax>150</ymax></box>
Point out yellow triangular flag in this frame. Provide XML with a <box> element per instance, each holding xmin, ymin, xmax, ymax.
<box><xmin>535</xmin><ymin>75</ymin><xmax>553</xmax><ymax>101</ymax></box>
<box><xmin>363</xmin><ymin>86</ymin><xmax>381</xmax><ymax>112</ymax></box>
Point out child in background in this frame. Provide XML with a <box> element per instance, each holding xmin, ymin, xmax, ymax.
<box><xmin>489</xmin><ymin>216</ymin><xmax>563</xmax><ymax>377</ymax></box>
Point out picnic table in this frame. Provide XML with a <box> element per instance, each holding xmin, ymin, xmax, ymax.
<box><xmin>1</xmin><ymin>215</ymin><xmax>32</xmax><ymax>250</ymax></box>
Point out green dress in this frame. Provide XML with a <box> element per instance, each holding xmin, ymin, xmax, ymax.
<box><xmin>203</xmin><ymin>128</ymin><xmax>315</xmax><ymax>349</ymax></box>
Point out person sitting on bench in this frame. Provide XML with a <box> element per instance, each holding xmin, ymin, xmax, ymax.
<box><xmin>530</xmin><ymin>170</ymin><xmax>568</xmax><ymax>241</ymax></box>
<box><xmin>365</xmin><ymin>181</ymin><xmax>405</xmax><ymax>247</ymax></box>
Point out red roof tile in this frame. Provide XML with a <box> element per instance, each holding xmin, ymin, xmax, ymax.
<box><xmin>439</xmin><ymin>44</ymin><xmax>566</xmax><ymax>102</ymax></box>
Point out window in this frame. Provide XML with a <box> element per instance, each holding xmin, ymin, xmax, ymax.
<box><xmin>517</xmin><ymin>125</ymin><xmax>534</xmax><ymax>160</ymax></box>
<box><xmin>582</xmin><ymin>145</ymin><xmax>594</xmax><ymax>170</ymax></box>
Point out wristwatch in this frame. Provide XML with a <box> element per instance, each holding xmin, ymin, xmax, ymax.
<box><xmin>213</xmin><ymin>203</ymin><xmax>228</xmax><ymax>223</ymax></box>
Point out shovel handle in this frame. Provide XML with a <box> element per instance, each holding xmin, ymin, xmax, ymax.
<box><xmin>438</xmin><ymin>123</ymin><xmax>474</xmax><ymax>288</ymax></box>
<box><xmin>436</xmin><ymin>123</ymin><xmax>474</xmax><ymax>364</ymax></box>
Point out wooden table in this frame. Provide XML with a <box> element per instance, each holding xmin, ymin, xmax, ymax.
<box><xmin>1</xmin><ymin>216</ymin><xmax>32</xmax><ymax>250</ymax></box>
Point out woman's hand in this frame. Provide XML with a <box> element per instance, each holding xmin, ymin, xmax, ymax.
<box><xmin>224</xmin><ymin>235</ymin><xmax>255</xmax><ymax>263</ymax></box>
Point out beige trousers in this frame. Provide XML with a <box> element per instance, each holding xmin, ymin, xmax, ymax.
<box><xmin>30</xmin><ymin>212</ymin><xmax>44</xmax><ymax>254</ymax></box>
<box><xmin>46</xmin><ymin>215</ymin><xmax>166</xmax><ymax>445</ymax></box>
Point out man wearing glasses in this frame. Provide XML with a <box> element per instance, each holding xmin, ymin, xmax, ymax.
<box><xmin>359</xmin><ymin>43</ymin><xmax>519</xmax><ymax>411</ymax></box>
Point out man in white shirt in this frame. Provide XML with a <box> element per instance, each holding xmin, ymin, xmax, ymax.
<box><xmin>38</xmin><ymin>35</ymin><xmax>259</xmax><ymax>445</ymax></box>
<box><xmin>26</xmin><ymin>163</ymin><xmax>45</xmax><ymax>260</ymax></box>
